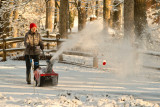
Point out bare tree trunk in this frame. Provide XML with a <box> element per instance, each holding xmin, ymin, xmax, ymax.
<box><xmin>0</xmin><ymin>1</ymin><xmax>4</xmax><ymax>36</ymax></box>
<box><xmin>103</xmin><ymin>0</ymin><xmax>111</xmax><ymax>30</ymax></box>
<box><xmin>66</xmin><ymin>1</ymin><xmax>69</xmax><ymax>32</ymax></box>
<box><xmin>69</xmin><ymin>3</ymin><xmax>75</xmax><ymax>32</ymax></box>
<box><xmin>95</xmin><ymin>0</ymin><xmax>99</xmax><ymax>18</ymax></box>
<box><xmin>124</xmin><ymin>0</ymin><xmax>135</xmax><ymax>40</ymax></box>
<box><xmin>85</xmin><ymin>2</ymin><xmax>89</xmax><ymax>19</ymax></box>
<box><xmin>9</xmin><ymin>0</ymin><xmax>14</xmax><ymax>36</ymax></box>
<box><xmin>78</xmin><ymin>0</ymin><xmax>87</xmax><ymax>31</ymax></box>
<box><xmin>46</xmin><ymin>0</ymin><xmax>53</xmax><ymax>32</ymax></box>
<box><xmin>134</xmin><ymin>0</ymin><xmax>147</xmax><ymax>40</ymax></box>
<box><xmin>54</xmin><ymin>0</ymin><xmax>59</xmax><ymax>30</ymax></box>
<box><xmin>12</xmin><ymin>0</ymin><xmax>19</xmax><ymax>48</ymax></box>
<box><xmin>112</xmin><ymin>0</ymin><xmax>122</xmax><ymax>30</ymax></box>
<box><xmin>59</xmin><ymin>0</ymin><xmax>69</xmax><ymax>38</ymax></box>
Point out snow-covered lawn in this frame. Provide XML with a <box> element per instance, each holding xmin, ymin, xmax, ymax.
<box><xmin>0</xmin><ymin>59</ymin><xmax>160</xmax><ymax>107</ymax></box>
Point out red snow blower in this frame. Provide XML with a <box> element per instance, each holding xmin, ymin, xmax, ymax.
<box><xmin>33</xmin><ymin>51</ymin><xmax>58</xmax><ymax>87</ymax></box>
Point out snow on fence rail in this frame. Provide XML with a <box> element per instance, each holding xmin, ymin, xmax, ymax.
<box><xmin>140</xmin><ymin>50</ymin><xmax>160</xmax><ymax>70</ymax></box>
<box><xmin>58</xmin><ymin>50</ymin><xmax>98</xmax><ymax>68</ymax></box>
<box><xmin>0</xmin><ymin>36</ymin><xmax>62</xmax><ymax>61</ymax></box>
<box><xmin>2</xmin><ymin>36</ymin><xmax>160</xmax><ymax>69</ymax></box>
<box><xmin>0</xmin><ymin>36</ymin><xmax>98</xmax><ymax>68</ymax></box>
<box><xmin>143</xmin><ymin>50</ymin><xmax>160</xmax><ymax>56</ymax></box>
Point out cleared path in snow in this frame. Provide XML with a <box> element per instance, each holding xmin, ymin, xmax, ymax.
<box><xmin>0</xmin><ymin>60</ymin><xmax>160</xmax><ymax>105</ymax></box>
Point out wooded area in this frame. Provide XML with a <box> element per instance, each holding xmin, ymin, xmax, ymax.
<box><xmin>0</xmin><ymin>0</ymin><xmax>159</xmax><ymax>61</ymax></box>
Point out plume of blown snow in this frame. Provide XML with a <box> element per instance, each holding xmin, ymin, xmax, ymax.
<box><xmin>51</xmin><ymin>19</ymin><xmax>143</xmax><ymax>78</ymax></box>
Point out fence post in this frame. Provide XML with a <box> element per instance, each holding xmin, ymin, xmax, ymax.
<box><xmin>93</xmin><ymin>50</ymin><xmax>98</xmax><ymax>68</ymax></box>
<box><xmin>2</xmin><ymin>35</ymin><xmax>6</xmax><ymax>61</ymax></box>
<box><xmin>93</xmin><ymin>56</ymin><xmax>98</xmax><ymax>68</ymax></box>
<box><xmin>46</xmin><ymin>30</ymin><xmax>50</xmax><ymax>49</ymax></box>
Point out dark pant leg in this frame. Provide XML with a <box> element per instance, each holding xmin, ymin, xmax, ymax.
<box><xmin>33</xmin><ymin>55</ymin><xmax>39</xmax><ymax>71</ymax></box>
<box><xmin>25</xmin><ymin>55</ymin><xmax>31</xmax><ymax>83</ymax></box>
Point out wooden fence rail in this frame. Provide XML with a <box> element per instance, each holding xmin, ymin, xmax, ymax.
<box><xmin>1</xmin><ymin>36</ymin><xmax>160</xmax><ymax>69</ymax></box>
<box><xmin>0</xmin><ymin>36</ymin><xmax>98</xmax><ymax>68</ymax></box>
<box><xmin>0</xmin><ymin>36</ymin><xmax>61</xmax><ymax>61</ymax></box>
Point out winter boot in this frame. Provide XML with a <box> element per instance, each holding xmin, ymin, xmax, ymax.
<box><xmin>26</xmin><ymin>70</ymin><xmax>31</xmax><ymax>84</ymax></box>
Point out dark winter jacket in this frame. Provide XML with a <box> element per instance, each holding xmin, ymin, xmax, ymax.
<box><xmin>24</xmin><ymin>30</ymin><xmax>44</xmax><ymax>55</ymax></box>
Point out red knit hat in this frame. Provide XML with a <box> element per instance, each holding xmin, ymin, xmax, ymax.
<box><xmin>30</xmin><ymin>23</ymin><xmax>37</xmax><ymax>29</ymax></box>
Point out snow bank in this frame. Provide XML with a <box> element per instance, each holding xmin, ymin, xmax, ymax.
<box><xmin>0</xmin><ymin>92</ymin><xmax>159</xmax><ymax>107</ymax></box>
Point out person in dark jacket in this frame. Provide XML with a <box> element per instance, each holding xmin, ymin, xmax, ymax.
<box><xmin>24</xmin><ymin>23</ymin><xmax>44</xmax><ymax>84</ymax></box>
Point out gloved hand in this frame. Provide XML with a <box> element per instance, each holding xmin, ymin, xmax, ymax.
<box><xmin>40</xmin><ymin>44</ymin><xmax>44</xmax><ymax>50</ymax></box>
<box><xmin>30</xmin><ymin>46</ymin><xmax>36</xmax><ymax>50</ymax></box>
<box><xmin>27</xmin><ymin>45</ymin><xmax>36</xmax><ymax>50</ymax></box>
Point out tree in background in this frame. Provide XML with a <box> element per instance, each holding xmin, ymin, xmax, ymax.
<box><xmin>54</xmin><ymin>0</ymin><xmax>59</xmax><ymax>31</ymax></box>
<box><xmin>12</xmin><ymin>0</ymin><xmax>19</xmax><ymax>48</ymax></box>
<box><xmin>134</xmin><ymin>0</ymin><xmax>148</xmax><ymax>40</ymax></box>
<box><xmin>103</xmin><ymin>0</ymin><xmax>111</xmax><ymax>31</ymax></box>
<box><xmin>110</xmin><ymin>0</ymin><xmax>122</xmax><ymax>35</ymax></box>
<box><xmin>96</xmin><ymin>0</ymin><xmax>99</xmax><ymax>18</ymax></box>
<box><xmin>45</xmin><ymin>0</ymin><xmax>54</xmax><ymax>33</ymax></box>
<box><xmin>0</xmin><ymin>0</ymin><xmax>14</xmax><ymax>37</ymax></box>
<box><xmin>124</xmin><ymin>0</ymin><xmax>135</xmax><ymax>41</ymax></box>
<box><xmin>144</xmin><ymin>0</ymin><xmax>160</xmax><ymax>50</ymax></box>
<box><xmin>0</xmin><ymin>0</ymin><xmax>159</xmax><ymax>47</ymax></box>
<box><xmin>148</xmin><ymin>0</ymin><xmax>160</xmax><ymax>25</ymax></box>
<box><xmin>59</xmin><ymin>0</ymin><xmax>69</xmax><ymax>38</ymax></box>
<box><xmin>69</xmin><ymin>2</ymin><xmax>76</xmax><ymax>32</ymax></box>
<box><xmin>0</xmin><ymin>0</ymin><xmax>47</xmax><ymax>49</ymax></box>
<box><xmin>78</xmin><ymin>0</ymin><xmax>87</xmax><ymax>31</ymax></box>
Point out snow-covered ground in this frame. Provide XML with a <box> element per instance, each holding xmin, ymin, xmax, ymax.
<box><xmin>0</xmin><ymin>59</ymin><xmax>160</xmax><ymax>107</ymax></box>
<box><xmin>0</xmin><ymin>17</ymin><xmax>160</xmax><ymax>107</ymax></box>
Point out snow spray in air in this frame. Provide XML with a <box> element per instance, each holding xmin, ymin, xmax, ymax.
<box><xmin>49</xmin><ymin>20</ymin><xmax>104</xmax><ymax>64</ymax></box>
<box><xmin>47</xmin><ymin>19</ymin><xmax>143</xmax><ymax>78</ymax></box>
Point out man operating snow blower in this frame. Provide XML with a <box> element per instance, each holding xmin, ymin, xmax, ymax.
<box><xmin>24</xmin><ymin>23</ymin><xmax>44</xmax><ymax>84</ymax></box>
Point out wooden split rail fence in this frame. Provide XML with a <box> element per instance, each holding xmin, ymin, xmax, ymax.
<box><xmin>1</xmin><ymin>35</ymin><xmax>159</xmax><ymax>69</ymax></box>
<box><xmin>0</xmin><ymin>35</ymin><xmax>98</xmax><ymax>68</ymax></box>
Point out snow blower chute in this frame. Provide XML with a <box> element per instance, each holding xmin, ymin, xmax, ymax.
<box><xmin>34</xmin><ymin>52</ymin><xmax>58</xmax><ymax>87</ymax></box>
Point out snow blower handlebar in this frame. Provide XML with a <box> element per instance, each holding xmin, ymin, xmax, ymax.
<box><xmin>42</xmin><ymin>50</ymin><xmax>45</xmax><ymax>59</ymax></box>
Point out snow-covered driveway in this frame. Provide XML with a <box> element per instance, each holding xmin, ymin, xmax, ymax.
<box><xmin>0</xmin><ymin>60</ymin><xmax>160</xmax><ymax>106</ymax></box>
